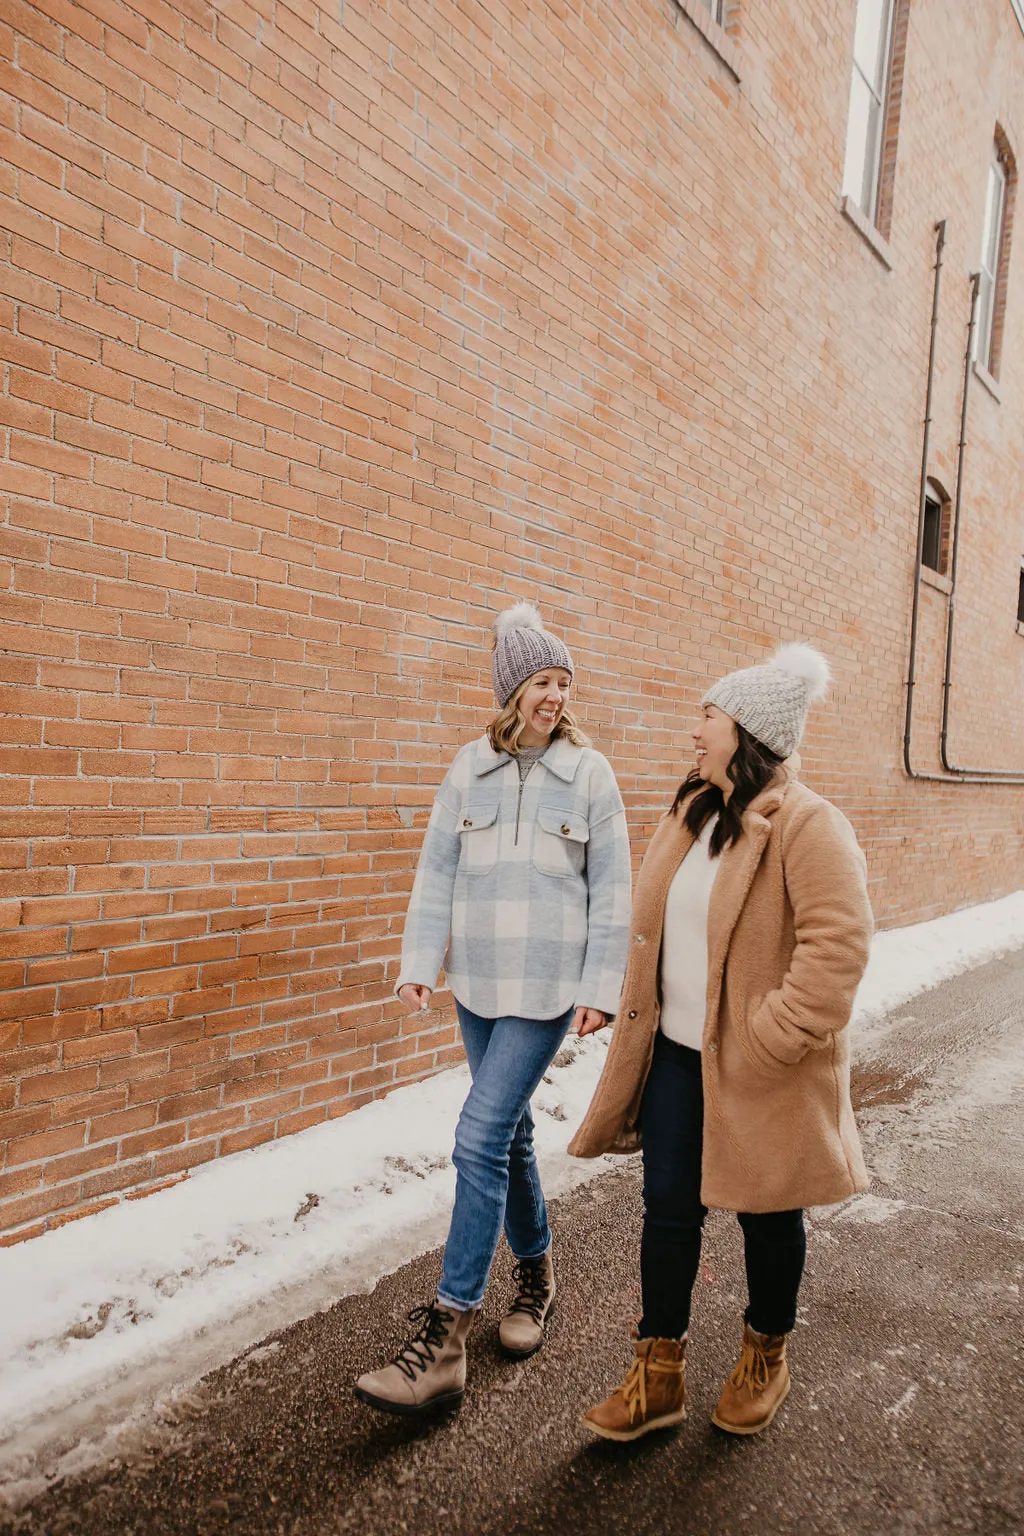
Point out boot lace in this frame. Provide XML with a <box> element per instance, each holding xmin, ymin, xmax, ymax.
<box><xmin>620</xmin><ymin>1355</ymin><xmax>648</xmax><ymax>1425</ymax></box>
<box><xmin>391</xmin><ymin>1303</ymin><xmax>455</xmax><ymax>1383</ymax></box>
<box><xmin>507</xmin><ymin>1260</ymin><xmax>549</xmax><ymax>1325</ymax></box>
<box><xmin>728</xmin><ymin>1338</ymin><xmax>770</xmax><ymax>1398</ymax></box>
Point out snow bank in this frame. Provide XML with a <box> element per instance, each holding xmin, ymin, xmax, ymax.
<box><xmin>1</xmin><ymin>888</ymin><xmax>1023</xmax><ymax>1455</ymax></box>
<box><xmin>853</xmin><ymin>888</ymin><xmax>1024</xmax><ymax>1045</ymax></box>
<box><xmin>0</xmin><ymin>1033</ymin><xmax>615</xmax><ymax>1452</ymax></box>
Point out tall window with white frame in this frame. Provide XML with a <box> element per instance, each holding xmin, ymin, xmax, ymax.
<box><xmin>842</xmin><ymin>0</ymin><xmax>898</xmax><ymax>227</ymax></box>
<box><xmin>975</xmin><ymin>145</ymin><xmax>1009</xmax><ymax>377</ymax></box>
<box><xmin>698</xmin><ymin>0</ymin><xmax>726</xmax><ymax>24</ymax></box>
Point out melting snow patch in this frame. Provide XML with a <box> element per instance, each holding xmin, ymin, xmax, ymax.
<box><xmin>834</xmin><ymin>1194</ymin><xmax>907</xmax><ymax>1226</ymax></box>
<box><xmin>885</xmin><ymin>1384</ymin><xmax>919</xmax><ymax>1418</ymax></box>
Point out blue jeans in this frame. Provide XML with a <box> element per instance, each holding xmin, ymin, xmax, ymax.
<box><xmin>639</xmin><ymin>1031</ymin><xmax>806</xmax><ymax>1338</ymax></box>
<box><xmin>437</xmin><ymin>1002</ymin><xmax>573</xmax><ymax>1311</ymax></box>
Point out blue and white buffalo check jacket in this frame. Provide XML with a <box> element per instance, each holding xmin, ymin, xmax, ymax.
<box><xmin>396</xmin><ymin>735</ymin><xmax>632</xmax><ymax>1021</ymax></box>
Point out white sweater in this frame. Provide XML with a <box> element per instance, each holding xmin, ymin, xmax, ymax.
<box><xmin>658</xmin><ymin>815</ymin><xmax>720</xmax><ymax>1050</ymax></box>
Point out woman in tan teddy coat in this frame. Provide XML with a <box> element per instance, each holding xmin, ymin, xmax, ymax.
<box><xmin>571</xmin><ymin>643</ymin><xmax>873</xmax><ymax>1442</ymax></box>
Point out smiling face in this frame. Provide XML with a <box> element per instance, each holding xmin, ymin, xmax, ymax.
<box><xmin>516</xmin><ymin>669</ymin><xmax>573</xmax><ymax>748</ymax></box>
<box><xmin>692</xmin><ymin>703</ymin><xmax>740</xmax><ymax>796</ymax></box>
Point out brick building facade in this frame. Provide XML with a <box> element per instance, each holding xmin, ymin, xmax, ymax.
<box><xmin>1</xmin><ymin>0</ymin><xmax>1022</xmax><ymax>1240</ymax></box>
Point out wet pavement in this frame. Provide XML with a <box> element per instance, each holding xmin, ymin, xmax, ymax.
<box><xmin>3</xmin><ymin>947</ymin><xmax>1023</xmax><ymax>1535</ymax></box>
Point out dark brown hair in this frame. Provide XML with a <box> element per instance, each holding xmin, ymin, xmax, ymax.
<box><xmin>671</xmin><ymin>724</ymin><xmax>784</xmax><ymax>856</ymax></box>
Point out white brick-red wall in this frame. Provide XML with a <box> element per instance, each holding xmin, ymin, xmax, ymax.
<box><xmin>1</xmin><ymin>0</ymin><xmax>1022</xmax><ymax>1239</ymax></box>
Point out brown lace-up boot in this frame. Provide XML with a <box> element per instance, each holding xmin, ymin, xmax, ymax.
<box><xmin>354</xmin><ymin>1300</ymin><xmax>475</xmax><ymax>1417</ymax></box>
<box><xmin>711</xmin><ymin>1321</ymin><xmax>790</xmax><ymax>1434</ymax></box>
<box><xmin>499</xmin><ymin>1252</ymin><xmax>555</xmax><ymax>1358</ymax></box>
<box><xmin>582</xmin><ymin>1336</ymin><xmax>687</xmax><ymax>1442</ymax></box>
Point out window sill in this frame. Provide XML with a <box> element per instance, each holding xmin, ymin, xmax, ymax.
<box><xmin>672</xmin><ymin>0</ymin><xmax>741</xmax><ymax>80</ymax></box>
<box><xmin>972</xmin><ymin>359</ymin><xmax>1002</xmax><ymax>403</ymax></box>
<box><xmin>840</xmin><ymin>195</ymin><xmax>894</xmax><ymax>270</ymax></box>
<box><xmin>920</xmin><ymin>566</ymin><xmax>952</xmax><ymax>595</ymax></box>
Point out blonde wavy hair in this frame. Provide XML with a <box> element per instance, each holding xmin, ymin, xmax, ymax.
<box><xmin>487</xmin><ymin>675</ymin><xmax>591</xmax><ymax>754</ymax></box>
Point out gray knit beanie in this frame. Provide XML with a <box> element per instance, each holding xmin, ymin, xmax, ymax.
<box><xmin>491</xmin><ymin>602</ymin><xmax>574</xmax><ymax>708</ymax></box>
<box><xmin>702</xmin><ymin>642</ymin><xmax>830</xmax><ymax>758</ymax></box>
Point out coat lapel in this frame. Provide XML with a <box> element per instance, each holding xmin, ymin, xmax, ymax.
<box><xmin>705</xmin><ymin>772</ymin><xmax>791</xmax><ymax>1019</ymax></box>
<box><xmin>706</xmin><ymin>814</ymin><xmax>771</xmax><ymax>1011</ymax></box>
<box><xmin>634</xmin><ymin>811</ymin><xmax>696</xmax><ymax>960</ymax></box>
<box><xmin>566</xmin><ymin>807</ymin><xmax>696</xmax><ymax>1157</ymax></box>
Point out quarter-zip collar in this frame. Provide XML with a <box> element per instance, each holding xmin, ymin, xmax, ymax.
<box><xmin>471</xmin><ymin>734</ymin><xmax>583</xmax><ymax>781</ymax></box>
<box><xmin>473</xmin><ymin>738</ymin><xmax>511</xmax><ymax>776</ymax></box>
<box><xmin>539</xmin><ymin>736</ymin><xmax>584</xmax><ymax>782</ymax></box>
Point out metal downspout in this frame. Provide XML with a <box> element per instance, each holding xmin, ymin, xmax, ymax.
<box><xmin>937</xmin><ymin>271</ymin><xmax>1024</xmax><ymax>782</ymax></box>
<box><xmin>902</xmin><ymin>220</ymin><xmax>945</xmax><ymax>778</ymax></box>
<box><xmin>903</xmin><ymin>246</ymin><xmax>1024</xmax><ymax>786</ymax></box>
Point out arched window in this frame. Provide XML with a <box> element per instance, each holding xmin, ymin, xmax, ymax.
<box><xmin>841</xmin><ymin>0</ymin><xmax>908</xmax><ymax>237</ymax></box>
<box><xmin>975</xmin><ymin>131</ymin><xmax>1016</xmax><ymax>380</ymax></box>
<box><xmin>921</xmin><ymin>479</ymin><xmax>950</xmax><ymax>575</ymax></box>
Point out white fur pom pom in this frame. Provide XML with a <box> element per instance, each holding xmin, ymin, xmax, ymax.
<box><xmin>771</xmin><ymin>642</ymin><xmax>830</xmax><ymax>702</ymax></box>
<box><xmin>493</xmin><ymin>601</ymin><xmax>544</xmax><ymax>639</ymax></box>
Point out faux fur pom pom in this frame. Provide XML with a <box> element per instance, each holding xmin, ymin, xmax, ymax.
<box><xmin>771</xmin><ymin>642</ymin><xmax>830</xmax><ymax>702</ymax></box>
<box><xmin>493</xmin><ymin>601</ymin><xmax>544</xmax><ymax>640</ymax></box>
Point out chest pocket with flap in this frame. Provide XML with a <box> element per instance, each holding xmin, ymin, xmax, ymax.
<box><xmin>534</xmin><ymin>805</ymin><xmax>589</xmax><ymax>879</ymax></box>
<box><xmin>457</xmin><ymin>797</ymin><xmax>500</xmax><ymax>874</ymax></box>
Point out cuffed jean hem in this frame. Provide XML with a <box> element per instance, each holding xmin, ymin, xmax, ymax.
<box><xmin>510</xmin><ymin>1241</ymin><xmax>551</xmax><ymax>1263</ymax></box>
<box><xmin>435</xmin><ymin>1292</ymin><xmax>480</xmax><ymax>1312</ymax></box>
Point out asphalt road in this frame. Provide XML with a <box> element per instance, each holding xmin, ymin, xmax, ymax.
<box><xmin>4</xmin><ymin>948</ymin><xmax>1023</xmax><ymax>1536</ymax></box>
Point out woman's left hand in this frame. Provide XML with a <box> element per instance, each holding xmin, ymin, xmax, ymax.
<box><xmin>572</xmin><ymin>1006</ymin><xmax>608</xmax><ymax>1037</ymax></box>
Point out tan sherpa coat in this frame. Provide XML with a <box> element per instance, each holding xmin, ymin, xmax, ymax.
<box><xmin>568</xmin><ymin>768</ymin><xmax>873</xmax><ymax>1212</ymax></box>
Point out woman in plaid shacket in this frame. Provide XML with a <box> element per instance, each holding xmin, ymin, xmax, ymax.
<box><xmin>354</xmin><ymin>603</ymin><xmax>631</xmax><ymax>1419</ymax></box>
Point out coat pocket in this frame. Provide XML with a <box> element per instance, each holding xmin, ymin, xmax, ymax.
<box><xmin>534</xmin><ymin>804</ymin><xmax>589</xmax><ymax>879</ymax></box>
<box><xmin>457</xmin><ymin>798</ymin><xmax>500</xmax><ymax>875</ymax></box>
<box><xmin>733</xmin><ymin>996</ymin><xmax>790</xmax><ymax>1076</ymax></box>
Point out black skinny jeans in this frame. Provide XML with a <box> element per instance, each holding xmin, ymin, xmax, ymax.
<box><xmin>639</xmin><ymin>1031</ymin><xmax>806</xmax><ymax>1339</ymax></box>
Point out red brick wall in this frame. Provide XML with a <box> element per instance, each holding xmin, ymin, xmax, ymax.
<box><xmin>1</xmin><ymin>0</ymin><xmax>1022</xmax><ymax>1239</ymax></box>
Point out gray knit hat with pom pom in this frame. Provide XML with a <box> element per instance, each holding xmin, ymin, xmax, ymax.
<box><xmin>492</xmin><ymin>602</ymin><xmax>574</xmax><ymax>707</ymax></box>
<box><xmin>702</xmin><ymin>642</ymin><xmax>830</xmax><ymax>758</ymax></box>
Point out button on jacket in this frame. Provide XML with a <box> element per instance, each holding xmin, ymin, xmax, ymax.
<box><xmin>396</xmin><ymin>735</ymin><xmax>632</xmax><ymax>1020</ymax></box>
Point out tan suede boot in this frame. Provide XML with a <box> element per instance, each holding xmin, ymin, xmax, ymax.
<box><xmin>354</xmin><ymin>1301</ymin><xmax>475</xmax><ymax>1417</ymax></box>
<box><xmin>499</xmin><ymin>1252</ymin><xmax>555</xmax><ymax>1358</ymax></box>
<box><xmin>582</xmin><ymin>1336</ymin><xmax>687</xmax><ymax>1442</ymax></box>
<box><xmin>711</xmin><ymin>1322</ymin><xmax>790</xmax><ymax>1434</ymax></box>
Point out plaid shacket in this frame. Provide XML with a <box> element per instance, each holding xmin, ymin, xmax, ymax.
<box><xmin>396</xmin><ymin>735</ymin><xmax>632</xmax><ymax>1020</ymax></box>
